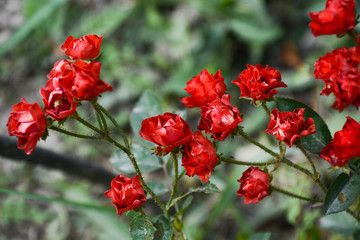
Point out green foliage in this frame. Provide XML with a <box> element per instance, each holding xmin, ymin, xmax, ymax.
<box><xmin>153</xmin><ymin>215</ymin><xmax>173</xmax><ymax>240</ymax></box>
<box><xmin>319</xmin><ymin>211</ymin><xmax>360</xmax><ymax>236</ymax></box>
<box><xmin>130</xmin><ymin>215</ymin><xmax>156</xmax><ymax>240</ymax></box>
<box><xmin>276</xmin><ymin>97</ymin><xmax>332</xmax><ymax>154</ymax></box>
<box><xmin>248</xmin><ymin>232</ymin><xmax>271</xmax><ymax>240</ymax></box>
<box><xmin>325</xmin><ymin>173</ymin><xmax>360</xmax><ymax>215</ymax></box>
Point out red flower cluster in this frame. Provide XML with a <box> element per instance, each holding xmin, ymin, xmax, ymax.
<box><xmin>104</xmin><ymin>174</ymin><xmax>147</xmax><ymax>216</ymax></box>
<box><xmin>265</xmin><ymin>108</ymin><xmax>316</xmax><ymax>146</ymax></box>
<box><xmin>309</xmin><ymin>0</ymin><xmax>356</xmax><ymax>37</ymax></box>
<box><xmin>320</xmin><ymin>117</ymin><xmax>360</xmax><ymax>167</ymax></box>
<box><xmin>232</xmin><ymin>64</ymin><xmax>287</xmax><ymax>102</ymax></box>
<box><xmin>198</xmin><ymin>94</ymin><xmax>243</xmax><ymax>141</ymax></box>
<box><xmin>181</xmin><ymin>131</ymin><xmax>218</xmax><ymax>182</ymax></box>
<box><xmin>314</xmin><ymin>46</ymin><xmax>360</xmax><ymax>111</ymax></box>
<box><xmin>237</xmin><ymin>167</ymin><xmax>270</xmax><ymax>204</ymax></box>
<box><xmin>7</xmin><ymin>99</ymin><xmax>47</xmax><ymax>155</ymax></box>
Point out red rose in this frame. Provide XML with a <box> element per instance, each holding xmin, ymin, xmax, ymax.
<box><xmin>181</xmin><ymin>131</ymin><xmax>218</xmax><ymax>182</ymax></box>
<box><xmin>104</xmin><ymin>174</ymin><xmax>146</xmax><ymax>216</ymax></box>
<box><xmin>61</xmin><ymin>34</ymin><xmax>103</xmax><ymax>60</ymax></box>
<box><xmin>320</xmin><ymin>117</ymin><xmax>360</xmax><ymax>167</ymax></box>
<box><xmin>309</xmin><ymin>0</ymin><xmax>356</xmax><ymax>37</ymax></box>
<box><xmin>48</xmin><ymin>60</ymin><xmax>113</xmax><ymax>101</ymax></box>
<box><xmin>198</xmin><ymin>94</ymin><xmax>243</xmax><ymax>141</ymax></box>
<box><xmin>232</xmin><ymin>64</ymin><xmax>287</xmax><ymax>101</ymax></box>
<box><xmin>40</xmin><ymin>80</ymin><xmax>78</xmax><ymax>121</ymax></box>
<box><xmin>7</xmin><ymin>98</ymin><xmax>47</xmax><ymax>155</ymax></box>
<box><xmin>237</xmin><ymin>167</ymin><xmax>270</xmax><ymax>204</ymax></box>
<box><xmin>265</xmin><ymin>108</ymin><xmax>316</xmax><ymax>147</ymax></box>
<box><xmin>314</xmin><ymin>47</ymin><xmax>360</xmax><ymax>111</ymax></box>
<box><xmin>181</xmin><ymin>69</ymin><xmax>226</xmax><ymax>108</ymax></box>
<box><xmin>139</xmin><ymin>112</ymin><xmax>193</xmax><ymax>155</ymax></box>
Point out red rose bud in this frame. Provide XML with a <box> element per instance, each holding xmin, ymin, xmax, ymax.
<box><xmin>265</xmin><ymin>108</ymin><xmax>316</xmax><ymax>147</ymax></box>
<box><xmin>61</xmin><ymin>34</ymin><xmax>103</xmax><ymax>60</ymax></box>
<box><xmin>40</xmin><ymin>80</ymin><xmax>77</xmax><ymax>121</ymax></box>
<box><xmin>48</xmin><ymin>60</ymin><xmax>113</xmax><ymax>101</ymax></box>
<box><xmin>320</xmin><ymin>117</ymin><xmax>360</xmax><ymax>167</ymax></box>
<box><xmin>7</xmin><ymin>98</ymin><xmax>47</xmax><ymax>155</ymax></box>
<box><xmin>104</xmin><ymin>174</ymin><xmax>146</xmax><ymax>216</ymax></box>
<box><xmin>198</xmin><ymin>94</ymin><xmax>243</xmax><ymax>141</ymax></box>
<box><xmin>309</xmin><ymin>0</ymin><xmax>356</xmax><ymax>37</ymax></box>
<box><xmin>237</xmin><ymin>167</ymin><xmax>270</xmax><ymax>204</ymax></box>
<box><xmin>314</xmin><ymin>47</ymin><xmax>360</xmax><ymax>111</ymax></box>
<box><xmin>232</xmin><ymin>64</ymin><xmax>287</xmax><ymax>102</ymax></box>
<box><xmin>181</xmin><ymin>69</ymin><xmax>226</xmax><ymax>108</ymax></box>
<box><xmin>139</xmin><ymin>112</ymin><xmax>193</xmax><ymax>155</ymax></box>
<box><xmin>181</xmin><ymin>131</ymin><xmax>218</xmax><ymax>182</ymax></box>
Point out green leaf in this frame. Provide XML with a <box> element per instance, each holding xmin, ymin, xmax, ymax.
<box><xmin>276</xmin><ymin>97</ymin><xmax>332</xmax><ymax>154</ymax></box>
<box><xmin>147</xmin><ymin>182</ymin><xmax>168</xmax><ymax>197</ymax></box>
<box><xmin>248</xmin><ymin>232</ymin><xmax>271</xmax><ymax>240</ymax></box>
<box><xmin>130</xmin><ymin>215</ymin><xmax>156</xmax><ymax>240</ymax></box>
<box><xmin>130</xmin><ymin>90</ymin><xmax>163</xmax><ymax>146</ymax></box>
<box><xmin>153</xmin><ymin>216</ymin><xmax>173</xmax><ymax>240</ymax></box>
<box><xmin>325</xmin><ymin>173</ymin><xmax>360</xmax><ymax>215</ymax></box>
<box><xmin>319</xmin><ymin>211</ymin><xmax>360</xmax><ymax>235</ymax></box>
<box><xmin>109</xmin><ymin>144</ymin><xmax>161</xmax><ymax>174</ymax></box>
<box><xmin>174</xmin><ymin>196</ymin><xmax>193</xmax><ymax>217</ymax></box>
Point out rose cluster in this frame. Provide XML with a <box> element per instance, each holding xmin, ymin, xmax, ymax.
<box><xmin>7</xmin><ymin>34</ymin><xmax>112</xmax><ymax>155</ymax></box>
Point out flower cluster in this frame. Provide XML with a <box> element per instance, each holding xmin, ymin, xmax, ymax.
<box><xmin>7</xmin><ymin>34</ymin><xmax>112</xmax><ymax>155</ymax></box>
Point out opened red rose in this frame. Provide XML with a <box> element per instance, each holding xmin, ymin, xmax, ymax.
<box><xmin>181</xmin><ymin>131</ymin><xmax>218</xmax><ymax>182</ymax></box>
<box><xmin>198</xmin><ymin>94</ymin><xmax>243</xmax><ymax>141</ymax></box>
<box><xmin>320</xmin><ymin>117</ymin><xmax>360</xmax><ymax>167</ymax></box>
<box><xmin>232</xmin><ymin>64</ymin><xmax>287</xmax><ymax>102</ymax></box>
<box><xmin>104</xmin><ymin>174</ymin><xmax>146</xmax><ymax>216</ymax></box>
<box><xmin>181</xmin><ymin>69</ymin><xmax>226</xmax><ymax>108</ymax></box>
<box><xmin>48</xmin><ymin>60</ymin><xmax>113</xmax><ymax>101</ymax></box>
<box><xmin>139</xmin><ymin>112</ymin><xmax>193</xmax><ymax>155</ymax></box>
<box><xmin>61</xmin><ymin>34</ymin><xmax>103</xmax><ymax>60</ymax></box>
<box><xmin>7</xmin><ymin>98</ymin><xmax>47</xmax><ymax>155</ymax></box>
<box><xmin>265</xmin><ymin>108</ymin><xmax>316</xmax><ymax>146</ymax></box>
<box><xmin>309</xmin><ymin>0</ymin><xmax>356</xmax><ymax>37</ymax></box>
<box><xmin>40</xmin><ymin>80</ymin><xmax>77</xmax><ymax>121</ymax></box>
<box><xmin>237</xmin><ymin>167</ymin><xmax>270</xmax><ymax>204</ymax></box>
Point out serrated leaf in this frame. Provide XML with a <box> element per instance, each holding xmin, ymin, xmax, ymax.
<box><xmin>130</xmin><ymin>215</ymin><xmax>155</xmax><ymax>240</ymax></box>
<box><xmin>147</xmin><ymin>182</ymin><xmax>168</xmax><ymax>197</ymax></box>
<box><xmin>109</xmin><ymin>144</ymin><xmax>161</xmax><ymax>174</ymax></box>
<box><xmin>276</xmin><ymin>97</ymin><xmax>332</xmax><ymax>154</ymax></box>
<box><xmin>325</xmin><ymin>173</ymin><xmax>360</xmax><ymax>215</ymax></box>
<box><xmin>153</xmin><ymin>216</ymin><xmax>173</xmax><ymax>240</ymax></box>
<box><xmin>249</xmin><ymin>232</ymin><xmax>271</xmax><ymax>240</ymax></box>
<box><xmin>130</xmin><ymin>90</ymin><xmax>163</xmax><ymax>146</ymax></box>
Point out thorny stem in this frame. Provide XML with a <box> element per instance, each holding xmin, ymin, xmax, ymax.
<box><xmin>167</xmin><ymin>153</ymin><xmax>179</xmax><ymax>209</ymax></box>
<box><xmin>271</xmin><ymin>185</ymin><xmax>323</xmax><ymax>203</ymax></box>
<box><xmin>347</xmin><ymin>29</ymin><xmax>358</xmax><ymax>45</ymax></box>
<box><xmin>261</xmin><ymin>101</ymin><xmax>271</xmax><ymax>118</ymax></box>
<box><xmin>49</xmin><ymin>126</ymin><xmax>103</xmax><ymax>140</ymax></box>
<box><xmin>296</xmin><ymin>143</ymin><xmax>318</xmax><ymax>178</ymax></box>
<box><xmin>238</xmin><ymin>128</ymin><xmax>327</xmax><ymax>193</ymax></box>
<box><xmin>220</xmin><ymin>156</ymin><xmax>277</xmax><ymax>166</ymax></box>
<box><xmin>90</xmin><ymin>100</ymin><xmax>108</xmax><ymax>132</ymax></box>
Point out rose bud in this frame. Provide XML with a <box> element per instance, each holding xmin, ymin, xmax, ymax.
<box><xmin>237</xmin><ymin>167</ymin><xmax>270</xmax><ymax>204</ymax></box>
<box><xmin>7</xmin><ymin>98</ymin><xmax>47</xmax><ymax>155</ymax></box>
<box><xmin>181</xmin><ymin>131</ymin><xmax>218</xmax><ymax>182</ymax></box>
<box><xmin>232</xmin><ymin>64</ymin><xmax>287</xmax><ymax>102</ymax></box>
<box><xmin>104</xmin><ymin>174</ymin><xmax>147</xmax><ymax>216</ymax></box>
<box><xmin>198</xmin><ymin>94</ymin><xmax>243</xmax><ymax>141</ymax></box>
<box><xmin>265</xmin><ymin>108</ymin><xmax>316</xmax><ymax>147</ymax></box>
<box><xmin>320</xmin><ymin>117</ymin><xmax>360</xmax><ymax>167</ymax></box>
<box><xmin>61</xmin><ymin>34</ymin><xmax>103</xmax><ymax>60</ymax></box>
<box><xmin>139</xmin><ymin>112</ymin><xmax>193</xmax><ymax>155</ymax></box>
<box><xmin>181</xmin><ymin>69</ymin><xmax>226</xmax><ymax>108</ymax></box>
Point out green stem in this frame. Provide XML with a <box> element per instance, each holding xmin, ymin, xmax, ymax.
<box><xmin>167</xmin><ymin>153</ymin><xmax>179</xmax><ymax>209</ymax></box>
<box><xmin>271</xmin><ymin>185</ymin><xmax>323</xmax><ymax>203</ymax></box>
<box><xmin>220</xmin><ymin>156</ymin><xmax>277</xmax><ymax>166</ymax></box>
<box><xmin>296</xmin><ymin>143</ymin><xmax>318</xmax><ymax>177</ymax></box>
<box><xmin>74</xmin><ymin>114</ymin><xmax>104</xmax><ymax>134</ymax></box>
<box><xmin>261</xmin><ymin>101</ymin><xmax>271</xmax><ymax>118</ymax></box>
<box><xmin>49</xmin><ymin>126</ymin><xmax>103</xmax><ymax>140</ymax></box>
<box><xmin>90</xmin><ymin>100</ymin><xmax>108</xmax><ymax>132</ymax></box>
<box><xmin>347</xmin><ymin>29</ymin><xmax>358</xmax><ymax>44</ymax></box>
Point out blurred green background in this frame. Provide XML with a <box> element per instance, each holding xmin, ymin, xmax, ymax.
<box><xmin>1</xmin><ymin>0</ymin><xmax>360</xmax><ymax>239</ymax></box>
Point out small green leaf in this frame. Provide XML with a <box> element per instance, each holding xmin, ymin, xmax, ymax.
<box><xmin>174</xmin><ymin>196</ymin><xmax>193</xmax><ymax>217</ymax></box>
<box><xmin>189</xmin><ymin>181</ymin><xmax>220</xmax><ymax>194</ymax></box>
<box><xmin>325</xmin><ymin>173</ymin><xmax>360</xmax><ymax>215</ymax></box>
<box><xmin>147</xmin><ymin>182</ymin><xmax>168</xmax><ymax>197</ymax></box>
<box><xmin>130</xmin><ymin>215</ymin><xmax>156</xmax><ymax>240</ymax></box>
<box><xmin>248</xmin><ymin>232</ymin><xmax>271</xmax><ymax>240</ymax></box>
<box><xmin>276</xmin><ymin>97</ymin><xmax>332</xmax><ymax>154</ymax></box>
<box><xmin>109</xmin><ymin>144</ymin><xmax>161</xmax><ymax>174</ymax></box>
<box><xmin>130</xmin><ymin>90</ymin><xmax>163</xmax><ymax>146</ymax></box>
<box><xmin>153</xmin><ymin>216</ymin><xmax>173</xmax><ymax>240</ymax></box>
